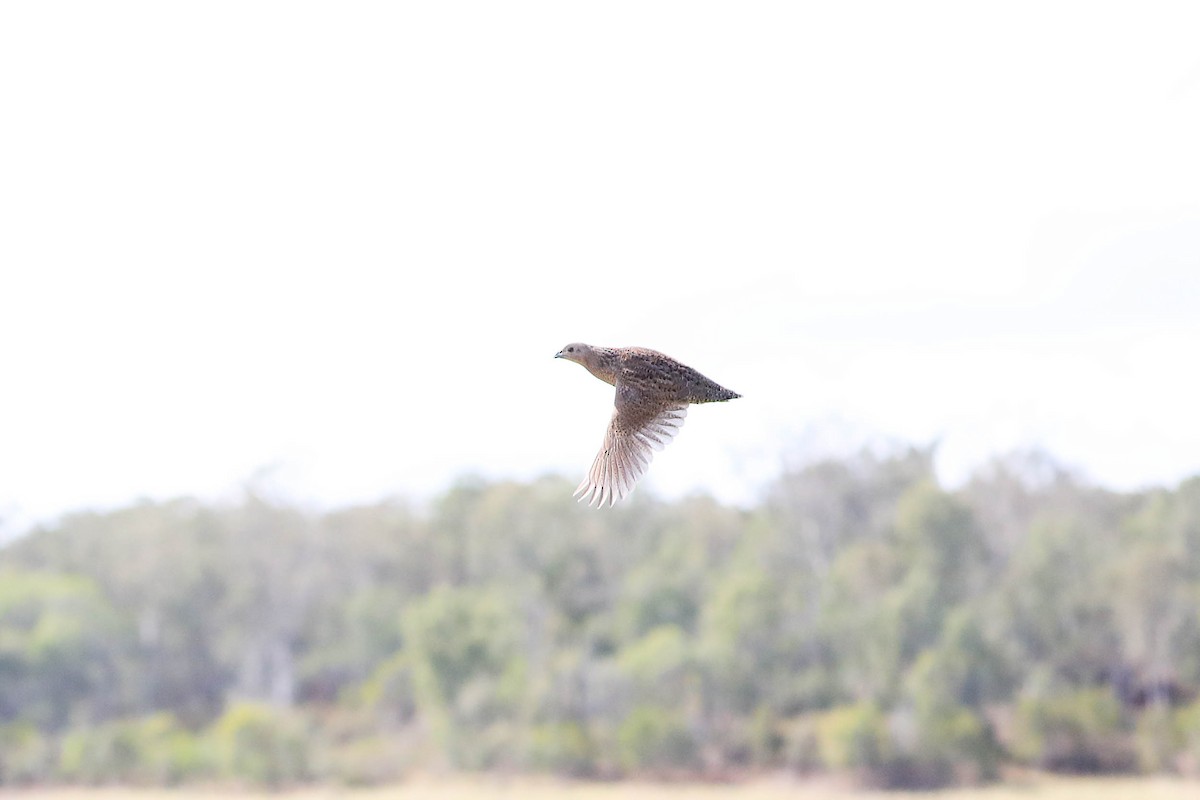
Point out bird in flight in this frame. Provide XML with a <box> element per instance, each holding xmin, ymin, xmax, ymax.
<box><xmin>555</xmin><ymin>343</ymin><xmax>740</xmax><ymax>507</ymax></box>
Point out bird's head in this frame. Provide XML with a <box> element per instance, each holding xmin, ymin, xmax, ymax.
<box><xmin>554</xmin><ymin>342</ymin><xmax>594</xmax><ymax>367</ymax></box>
<box><xmin>556</xmin><ymin>342</ymin><xmax>620</xmax><ymax>386</ymax></box>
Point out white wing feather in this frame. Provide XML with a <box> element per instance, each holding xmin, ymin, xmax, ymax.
<box><xmin>574</xmin><ymin>405</ymin><xmax>687</xmax><ymax>507</ymax></box>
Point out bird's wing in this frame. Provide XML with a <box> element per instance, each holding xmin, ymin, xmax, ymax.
<box><xmin>574</xmin><ymin>383</ymin><xmax>688</xmax><ymax>508</ymax></box>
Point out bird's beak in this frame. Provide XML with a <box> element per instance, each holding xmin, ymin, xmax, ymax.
<box><xmin>554</xmin><ymin>350</ymin><xmax>563</xmax><ymax>358</ymax></box>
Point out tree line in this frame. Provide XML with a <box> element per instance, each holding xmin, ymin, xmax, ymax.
<box><xmin>2</xmin><ymin>447</ymin><xmax>1200</xmax><ymax>788</ymax></box>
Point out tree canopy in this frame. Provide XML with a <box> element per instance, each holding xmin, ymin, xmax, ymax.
<box><xmin>3</xmin><ymin>448</ymin><xmax>1200</xmax><ymax>787</ymax></box>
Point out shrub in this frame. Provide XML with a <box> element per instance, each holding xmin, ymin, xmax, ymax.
<box><xmin>815</xmin><ymin>701</ymin><xmax>891</xmax><ymax>771</ymax></box>
<box><xmin>1011</xmin><ymin>687</ymin><xmax>1134</xmax><ymax>772</ymax></box>
<box><xmin>781</xmin><ymin>715</ymin><xmax>821</xmax><ymax>773</ymax></box>
<box><xmin>527</xmin><ymin>721</ymin><xmax>595</xmax><ymax>776</ymax></box>
<box><xmin>211</xmin><ymin>702</ymin><xmax>311</xmax><ymax>787</ymax></box>
<box><xmin>1134</xmin><ymin>704</ymin><xmax>1181</xmax><ymax>773</ymax></box>
<box><xmin>322</xmin><ymin>733</ymin><xmax>412</xmax><ymax>786</ymax></box>
<box><xmin>0</xmin><ymin>722</ymin><xmax>52</xmax><ymax>784</ymax></box>
<box><xmin>892</xmin><ymin>647</ymin><xmax>1001</xmax><ymax>787</ymax></box>
<box><xmin>889</xmin><ymin>704</ymin><xmax>1000</xmax><ymax>788</ymax></box>
<box><xmin>57</xmin><ymin>714</ymin><xmax>213</xmax><ymax>785</ymax></box>
<box><xmin>356</xmin><ymin>652</ymin><xmax>417</xmax><ymax>722</ymax></box>
<box><xmin>617</xmin><ymin>707</ymin><xmax>698</xmax><ymax>774</ymax></box>
<box><xmin>748</xmin><ymin>705</ymin><xmax>784</xmax><ymax>766</ymax></box>
<box><xmin>1172</xmin><ymin>699</ymin><xmax>1200</xmax><ymax>775</ymax></box>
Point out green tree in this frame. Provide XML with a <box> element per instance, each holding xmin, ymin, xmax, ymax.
<box><xmin>0</xmin><ymin>569</ymin><xmax>128</xmax><ymax>729</ymax></box>
<box><xmin>403</xmin><ymin>585</ymin><xmax>526</xmax><ymax>767</ymax></box>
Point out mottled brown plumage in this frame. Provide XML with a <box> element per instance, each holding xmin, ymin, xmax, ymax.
<box><xmin>555</xmin><ymin>343</ymin><xmax>741</xmax><ymax>507</ymax></box>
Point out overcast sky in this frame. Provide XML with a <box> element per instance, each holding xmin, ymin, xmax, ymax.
<box><xmin>2</xmin><ymin>2</ymin><xmax>1199</xmax><ymax>531</ymax></box>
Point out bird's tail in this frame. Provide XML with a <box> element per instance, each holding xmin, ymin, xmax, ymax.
<box><xmin>692</xmin><ymin>384</ymin><xmax>741</xmax><ymax>403</ymax></box>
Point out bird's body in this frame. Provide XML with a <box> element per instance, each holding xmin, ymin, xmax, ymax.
<box><xmin>555</xmin><ymin>343</ymin><xmax>740</xmax><ymax>507</ymax></box>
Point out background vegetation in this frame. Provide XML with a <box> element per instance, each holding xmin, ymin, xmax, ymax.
<box><xmin>4</xmin><ymin>447</ymin><xmax>1200</xmax><ymax>789</ymax></box>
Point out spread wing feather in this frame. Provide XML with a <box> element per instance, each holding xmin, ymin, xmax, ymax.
<box><xmin>574</xmin><ymin>404</ymin><xmax>687</xmax><ymax>508</ymax></box>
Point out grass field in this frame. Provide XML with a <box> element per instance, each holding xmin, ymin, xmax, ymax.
<box><xmin>9</xmin><ymin>775</ymin><xmax>1200</xmax><ymax>800</ymax></box>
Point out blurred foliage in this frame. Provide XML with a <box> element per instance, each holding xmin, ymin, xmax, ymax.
<box><xmin>815</xmin><ymin>701</ymin><xmax>892</xmax><ymax>772</ymax></box>
<box><xmin>212</xmin><ymin>702</ymin><xmax>312</xmax><ymax>786</ymax></box>
<box><xmin>58</xmin><ymin>713</ymin><xmax>214</xmax><ymax>785</ymax></box>
<box><xmin>617</xmin><ymin>706</ymin><xmax>698</xmax><ymax>774</ymax></box>
<box><xmin>3</xmin><ymin>452</ymin><xmax>1200</xmax><ymax>787</ymax></box>
<box><xmin>1012</xmin><ymin>687</ymin><xmax>1133</xmax><ymax>772</ymax></box>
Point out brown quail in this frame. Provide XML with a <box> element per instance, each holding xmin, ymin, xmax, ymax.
<box><xmin>555</xmin><ymin>343</ymin><xmax>740</xmax><ymax>507</ymax></box>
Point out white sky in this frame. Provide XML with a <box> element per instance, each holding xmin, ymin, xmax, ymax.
<box><xmin>2</xmin><ymin>2</ymin><xmax>1199</xmax><ymax>531</ymax></box>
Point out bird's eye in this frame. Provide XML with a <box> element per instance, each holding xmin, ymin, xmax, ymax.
<box><xmin>568</xmin><ymin>347</ymin><xmax>575</xmax><ymax>352</ymax></box>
